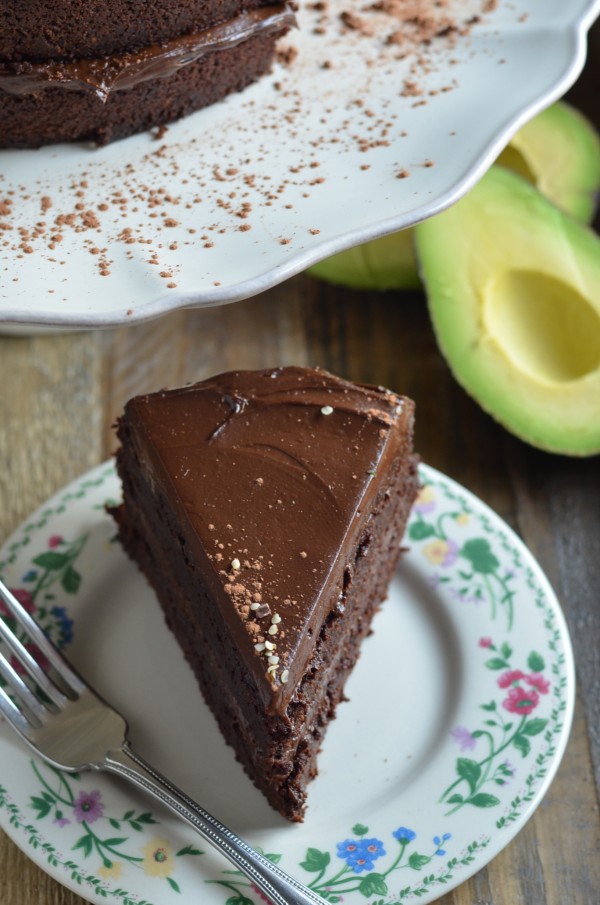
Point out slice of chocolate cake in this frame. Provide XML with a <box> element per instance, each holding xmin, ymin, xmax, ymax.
<box><xmin>111</xmin><ymin>367</ymin><xmax>418</xmax><ymax>821</ymax></box>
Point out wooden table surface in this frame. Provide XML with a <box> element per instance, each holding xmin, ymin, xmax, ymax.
<box><xmin>1</xmin><ymin>22</ymin><xmax>599</xmax><ymax>905</ymax></box>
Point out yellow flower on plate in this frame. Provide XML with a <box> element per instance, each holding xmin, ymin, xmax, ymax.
<box><xmin>422</xmin><ymin>538</ymin><xmax>458</xmax><ymax>567</ymax></box>
<box><xmin>141</xmin><ymin>836</ymin><xmax>175</xmax><ymax>878</ymax></box>
<box><xmin>97</xmin><ymin>860</ymin><xmax>123</xmax><ymax>880</ymax></box>
<box><xmin>455</xmin><ymin>512</ymin><xmax>470</xmax><ymax>526</ymax></box>
<box><xmin>415</xmin><ymin>486</ymin><xmax>436</xmax><ymax>506</ymax></box>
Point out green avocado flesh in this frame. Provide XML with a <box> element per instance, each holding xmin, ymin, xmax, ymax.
<box><xmin>308</xmin><ymin>230</ymin><xmax>419</xmax><ymax>290</ymax></box>
<box><xmin>415</xmin><ymin>166</ymin><xmax>600</xmax><ymax>455</ymax></box>
<box><xmin>309</xmin><ymin>101</ymin><xmax>600</xmax><ymax>291</ymax></box>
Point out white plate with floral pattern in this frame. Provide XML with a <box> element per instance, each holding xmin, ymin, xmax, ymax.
<box><xmin>1</xmin><ymin>0</ymin><xmax>599</xmax><ymax>328</ymax></box>
<box><xmin>0</xmin><ymin>461</ymin><xmax>574</xmax><ymax>905</ymax></box>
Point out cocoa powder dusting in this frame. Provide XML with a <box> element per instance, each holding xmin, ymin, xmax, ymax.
<box><xmin>0</xmin><ymin>0</ymin><xmax>500</xmax><ymax>307</ymax></box>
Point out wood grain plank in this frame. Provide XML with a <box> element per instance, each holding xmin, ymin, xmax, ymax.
<box><xmin>0</xmin><ymin>332</ymin><xmax>104</xmax><ymax>534</ymax></box>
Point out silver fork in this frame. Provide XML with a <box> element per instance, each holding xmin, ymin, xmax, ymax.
<box><xmin>0</xmin><ymin>578</ymin><xmax>325</xmax><ymax>905</ymax></box>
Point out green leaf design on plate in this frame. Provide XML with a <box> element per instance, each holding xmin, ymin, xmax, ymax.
<box><xmin>460</xmin><ymin>539</ymin><xmax>500</xmax><ymax>574</ymax></box>
<box><xmin>408</xmin><ymin>852</ymin><xmax>432</xmax><ymax>870</ymax></box>
<box><xmin>358</xmin><ymin>873</ymin><xmax>388</xmax><ymax>896</ymax></box>
<box><xmin>486</xmin><ymin>657</ymin><xmax>509</xmax><ymax>670</ymax></box>
<box><xmin>61</xmin><ymin>563</ymin><xmax>82</xmax><ymax>595</ymax></box>
<box><xmin>528</xmin><ymin>651</ymin><xmax>546</xmax><ymax>672</ymax></box>
<box><xmin>300</xmin><ymin>848</ymin><xmax>331</xmax><ymax>872</ymax></box>
<box><xmin>513</xmin><ymin>734</ymin><xmax>531</xmax><ymax>757</ymax></box>
<box><xmin>456</xmin><ymin>758</ymin><xmax>481</xmax><ymax>793</ymax></box>
<box><xmin>468</xmin><ymin>793</ymin><xmax>501</xmax><ymax>808</ymax></box>
<box><xmin>32</xmin><ymin>551</ymin><xmax>71</xmax><ymax>570</ymax></box>
<box><xmin>408</xmin><ymin>521</ymin><xmax>436</xmax><ymax>541</ymax></box>
<box><xmin>72</xmin><ymin>835</ymin><xmax>93</xmax><ymax>858</ymax></box>
<box><xmin>30</xmin><ymin>796</ymin><xmax>52</xmax><ymax>819</ymax></box>
<box><xmin>522</xmin><ymin>718</ymin><xmax>549</xmax><ymax>737</ymax></box>
<box><xmin>176</xmin><ymin>845</ymin><xmax>203</xmax><ymax>857</ymax></box>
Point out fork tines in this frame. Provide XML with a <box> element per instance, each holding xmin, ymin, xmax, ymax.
<box><xmin>0</xmin><ymin>578</ymin><xmax>83</xmax><ymax>730</ymax></box>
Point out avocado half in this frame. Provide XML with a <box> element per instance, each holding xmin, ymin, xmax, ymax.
<box><xmin>496</xmin><ymin>101</ymin><xmax>600</xmax><ymax>224</ymax></box>
<box><xmin>415</xmin><ymin>166</ymin><xmax>600</xmax><ymax>456</ymax></box>
<box><xmin>309</xmin><ymin>101</ymin><xmax>600</xmax><ymax>291</ymax></box>
<box><xmin>308</xmin><ymin>230</ymin><xmax>419</xmax><ymax>290</ymax></box>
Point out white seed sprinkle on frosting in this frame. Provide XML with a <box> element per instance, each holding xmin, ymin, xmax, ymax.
<box><xmin>250</xmin><ymin>602</ymin><xmax>261</xmax><ymax>611</ymax></box>
<box><xmin>264</xmin><ymin>639</ymin><xmax>276</xmax><ymax>650</ymax></box>
<box><xmin>271</xmin><ymin>613</ymin><xmax>281</xmax><ymax>624</ymax></box>
<box><xmin>267</xmin><ymin>655</ymin><xmax>280</xmax><ymax>665</ymax></box>
<box><xmin>281</xmin><ymin>669</ymin><xmax>290</xmax><ymax>684</ymax></box>
<box><xmin>268</xmin><ymin>624</ymin><xmax>278</xmax><ymax>635</ymax></box>
<box><xmin>254</xmin><ymin>642</ymin><xmax>265</xmax><ymax>652</ymax></box>
<box><xmin>231</xmin><ymin>558</ymin><xmax>241</xmax><ymax>570</ymax></box>
<box><xmin>321</xmin><ymin>405</ymin><xmax>334</xmax><ymax>415</ymax></box>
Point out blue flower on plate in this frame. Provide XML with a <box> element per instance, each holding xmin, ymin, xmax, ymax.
<box><xmin>393</xmin><ymin>826</ymin><xmax>416</xmax><ymax>843</ymax></box>
<box><xmin>337</xmin><ymin>838</ymin><xmax>386</xmax><ymax>873</ymax></box>
<box><xmin>50</xmin><ymin>605</ymin><xmax>74</xmax><ymax>646</ymax></box>
<box><xmin>433</xmin><ymin>832</ymin><xmax>452</xmax><ymax>856</ymax></box>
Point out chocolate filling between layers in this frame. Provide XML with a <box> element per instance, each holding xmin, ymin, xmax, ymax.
<box><xmin>0</xmin><ymin>5</ymin><xmax>295</xmax><ymax>100</ymax></box>
<box><xmin>0</xmin><ymin>31</ymin><xmax>283</xmax><ymax>147</ymax></box>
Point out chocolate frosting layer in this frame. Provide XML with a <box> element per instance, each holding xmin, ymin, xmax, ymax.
<box><xmin>0</xmin><ymin>4</ymin><xmax>295</xmax><ymax>101</ymax></box>
<box><xmin>121</xmin><ymin>367</ymin><xmax>414</xmax><ymax>713</ymax></box>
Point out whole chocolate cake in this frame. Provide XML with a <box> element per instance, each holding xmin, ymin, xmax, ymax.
<box><xmin>0</xmin><ymin>0</ymin><xmax>295</xmax><ymax>148</ymax></box>
<box><xmin>111</xmin><ymin>367</ymin><xmax>419</xmax><ymax>820</ymax></box>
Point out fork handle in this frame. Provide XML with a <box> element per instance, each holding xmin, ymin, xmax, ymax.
<box><xmin>104</xmin><ymin>743</ymin><xmax>325</xmax><ymax>905</ymax></box>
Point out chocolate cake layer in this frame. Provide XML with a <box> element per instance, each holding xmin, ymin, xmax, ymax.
<box><xmin>0</xmin><ymin>0</ymin><xmax>277</xmax><ymax>61</ymax></box>
<box><xmin>0</xmin><ymin>3</ymin><xmax>294</xmax><ymax>148</ymax></box>
<box><xmin>111</xmin><ymin>367</ymin><xmax>419</xmax><ymax>819</ymax></box>
<box><xmin>0</xmin><ymin>28</ymin><xmax>285</xmax><ymax>148</ymax></box>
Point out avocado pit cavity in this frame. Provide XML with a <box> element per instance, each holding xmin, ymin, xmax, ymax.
<box><xmin>483</xmin><ymin>269</ymin><xmax>600</xmax><ymax>385</ymax></box>
<box><xmin>495</xmin><ymin>146</ymin><xmax>536</xmax><ymax>186</ymax></box>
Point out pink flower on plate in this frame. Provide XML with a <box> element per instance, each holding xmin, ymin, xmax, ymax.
<box><xmin>2</xmin><ymin>588</ymin><xmax>35</xmax><ymax>616</ymax></box>
<box><xmin>73</xmin><ymin>790</ymin><xmax>104</xmax><ymax>824</ymax></box>
<box><xmin>10</xmin><ymin>642</ymin><xmax>50</xmax><ymax>676</ymax></box>
<box><xmin>251</xmin><ymin>886</ymin><xmax>275</xmax><ymax>904</ymax></box>
<box><xmin>526</xmin><ymin>673</ymin><xmax>550</xmax><ymax>694</ymax></box>
<box><xmin>498</xmin><ymin>669</ymin><xmax>525</xmax><ymax>688</ymax></box>
<box><xmin>479</xmin><ymin>637</ymin><xmax>493</xmax><ymax>648</ymax></box>
<box><xmin>48</xmin><ymin>535</ymin><xmax>64</xmax><ymax>548</ymax></box>
<box><xmin>503</xmin><ymin>685</ymin><xmax>539</xmax><ymax>715</ymax></box>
